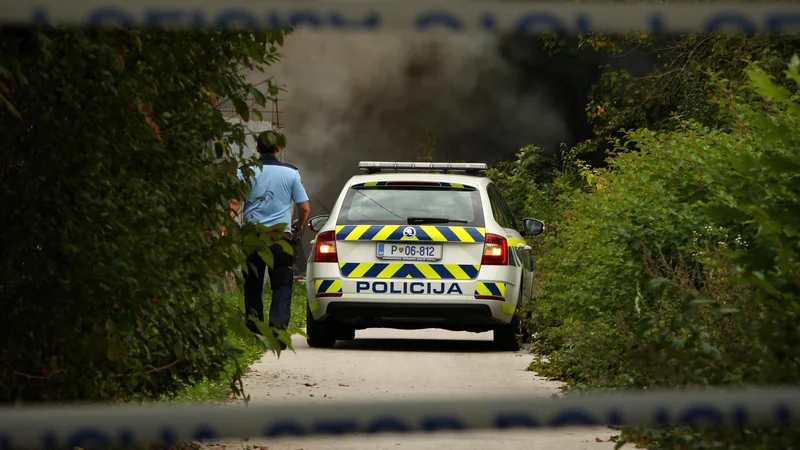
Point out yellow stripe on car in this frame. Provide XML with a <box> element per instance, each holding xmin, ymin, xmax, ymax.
<box><xmin>474</xmin><ymin>283</ymin><xmax>493</xmax><ymax>296</ymax></box>
<box><xmin>334</xmin><ymin>225</ymin><xmax>486</xmax><ymax>243</ymax></box>
<box><xmin>377</xmin><ymin>264</ymin><xmax>403</xmax><ymax>278</ymax></box>
<box><xmin>349</xmin><ymin>263</ymin><xmax>374</xmax><ymax>278</ymax></box>
<box><xmin>348</xmin><ymin>224</ymin><xmax>372</xmax><ymax>240</ymax></box>
<box><xmin>314</xmin><ymin>279</ymin><xmax>343</xmax><ymax>294</ymax></box>
<box><xmin>450</xmin><ymin>227</ymin><xmax>475</xmax><ymax>242</ymax></box>
<box><xmin>338</xmin><ymin>262</ymin><xmax>481</xmax><ymax>280</ymax></box>
<box><xmin>474</xmin><ymin>282</ymin><xmax>507</xmax><ymax>298</ymax></box>
<box><xmin>373</xmin><ymin>225</ymin><xmax>400</xmax><ymax>241</ymax></box>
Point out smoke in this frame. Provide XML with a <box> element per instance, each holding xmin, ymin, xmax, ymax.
<box><xmin>257</xmin><ymin>31</ymin><xmax>576</xmax><ymax>215</ymax></box>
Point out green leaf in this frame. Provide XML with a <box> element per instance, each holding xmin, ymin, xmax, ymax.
<box><xmin>253</xmin><ymin>320</ymin><xmax>282</xmax><ymax>355</ymax></box>
<box><xmin>107</xmin><ymin>342</ymin><xmax>121</xmax><ymax>361</ymax></box>
<box><xmin>0</xmin><ymin>94</ymin><xmax>20</xmax><ymax>118</ymax></box>
<box><xmin>258</xmin><ymin>250</ymin><xmax>274</xmax><ymax>268</ymax></box>
<box><xmin>746</xmin><ymin>67</ymin><xmax>790</xmax><ymax>103</ymax></box>
<box><xmin>249</xmin><ymin>86</ymin><xmax>267</xmax><ymax>106</ymax></box>
<box><xmin>688</xmin><ymin>299</ymin><xmax>717</xmax><ymax>307</ymax></box>
<box><xmin>231</xmin><ymin>96</ymin><xmax>250</xmax><ymax>122</ymax></box>
<box><xmin>786</xmin><ymin>55</ymin><xmax>800</xmax><ymax>85</ymax></box>
<box><xmin>243</xmin><ymin>233</ymin><xmax>262</xmax><ymax>251</ymax></box>
<box><xmin>644</xmin><ymin>277</ymin><xmax>669</xmax><ymax>293</ymax></box>
<box><xmin>277</xmin><ymin>239</ymin><xmax>294</xmax><ymax>257</ymax></box>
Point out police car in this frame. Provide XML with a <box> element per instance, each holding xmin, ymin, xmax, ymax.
<box><xmin>304</xmin><ymin>161</ymin><xmax>544</xmax><ymax>350</ymax></box>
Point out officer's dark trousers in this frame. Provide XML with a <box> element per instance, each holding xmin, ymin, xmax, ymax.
<box><xmin>242</xmin><ymin>242</ymin><xmax>294</xmax><ymax>333</ymax></box>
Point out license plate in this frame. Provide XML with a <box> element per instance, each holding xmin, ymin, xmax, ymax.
<box><xmin>376</xmin><ymin>243</ymin><xmax>443</xmax><ymax>261</ymax></box>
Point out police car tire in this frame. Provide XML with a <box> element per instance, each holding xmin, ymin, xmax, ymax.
<box><xmin>493</xmin><ymin>284</ymin><xmax>523</xmax><ymax>351</ymax></box>
<box><xmin>493</xmin><ymin>314</ymin><xmax>521</xmax><ymax>351</ymax></box>
<box><xmin>306</xmin><ymin>307</ymin><xmax>336</xmax><ymax>348</ymax></box>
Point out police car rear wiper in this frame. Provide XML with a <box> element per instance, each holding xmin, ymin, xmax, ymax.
<box><xmin>407</xmin><ymin>217</ymin><xmax>469</xmax><ymax>224</ymax></box>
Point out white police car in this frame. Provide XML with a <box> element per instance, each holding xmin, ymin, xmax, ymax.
<box><xmin>304</xmin><ymin>161</ymin><xmax>544</xmax><ymax>350</ymax></box>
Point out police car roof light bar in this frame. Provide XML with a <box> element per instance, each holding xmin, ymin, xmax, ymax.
<box><xmin>358</xmin><ymin>161</ymin><xmax>488</xmax><ymax>175</ymax></box>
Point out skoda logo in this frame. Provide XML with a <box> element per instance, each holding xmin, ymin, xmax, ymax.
<box><xmin>403</xmin><ymin>227</ymin><xmax>416</xmax><ymax>238</ymax></box>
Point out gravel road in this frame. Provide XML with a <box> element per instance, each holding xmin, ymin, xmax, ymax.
<box><xmin>203</xmin><ymin>328</ymin><xmax>623</xmax><ymax>450</ymax></box>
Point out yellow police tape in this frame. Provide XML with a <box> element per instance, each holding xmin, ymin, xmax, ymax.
<box><xmin>1</xmin><ymin>388</ymin><xmax>799</xmax><ymax>448</ymax></box>
<box><xmin>335</xmin><ymin>225</ymin><xmax>486</xmax><ymax>243</ymax></box>
<box><xmin>339</xmin><ymin>262</ymin><xmax>480</xmax><ymax>279</ymax></box>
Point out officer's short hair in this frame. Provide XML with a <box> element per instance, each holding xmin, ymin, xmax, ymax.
<box><xmin>256</xmin><ymin>130</ymin><xmax>283</xmax><ymax>154</ymax></box>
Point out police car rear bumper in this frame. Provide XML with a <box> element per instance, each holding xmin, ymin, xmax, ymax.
<box><xmin>307</xmin><ymin>291</ymin><xmax>515</xmax><ymax>325</ymax></box>
<box><xmin>306</xmin><ymin>264</ymin><xmax>520</xmax><ymax>324</ymax></box>
<box><xmin>311</xmin><ymin>297</ymin><xmax>511</xmax><ymax>331</ymax></box>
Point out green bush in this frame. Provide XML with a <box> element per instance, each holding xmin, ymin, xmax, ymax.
<box><xmin>174</xmin><ymin>282</ymin><xmax>308</xmax><ymax>403</ymax></box>
<box><xmin>0</xmin><ymin>27</ymin><xmax>292</xmax><ymax>403</ymax></box>
<box><xmin>528</xmin><ymin>58</ymin><xmax>800</xmax><ymax>388</ymax></box>
<box><xmin>489</xmin><ymin>56</ymin><xmax>800</xmax><ymax>448</ymax></box>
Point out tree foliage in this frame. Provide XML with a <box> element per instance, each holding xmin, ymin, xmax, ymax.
<box><xmin>0</xmin><ymin>26</ymin><xmax>292</xmax><ymax>402</ymax></box>
<box><xmin>491</xmin><ymin>29</ymin><xmax>800</xmax><ymax>447</ymax></box>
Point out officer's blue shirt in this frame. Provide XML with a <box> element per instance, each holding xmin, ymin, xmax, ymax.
<box><xmin>237</xmin><ymin>155</ymin><xmax>309</xmax><ymax>233</ymax></box>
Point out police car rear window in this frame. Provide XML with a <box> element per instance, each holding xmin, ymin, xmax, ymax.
<box><xmin>336</xmin><ymin>184</ymin><xmax>485</xmax><ymax>227</ymax></box>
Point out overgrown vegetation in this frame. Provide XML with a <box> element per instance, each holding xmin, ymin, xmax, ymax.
<box><xmin>489</xmin><ymin>34</ymin><xmax>800</xmax><ymax>448</ymax></box>
<box><xmin>174</xmin><ymin>282</ymin><xmax>307</xmax><ymax>403</ymax></box>
<box><xmin>0</xmin><ymin>27</ymin><xmax>298</xmax><ymax>403</ymax></box>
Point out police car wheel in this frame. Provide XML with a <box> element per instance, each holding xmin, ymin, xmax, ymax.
<box><xmin>305</xmin><ymin>306</ymin><xmax>336</xmax><ymax>348</ymax></box>
<box><xmin>493</xmin><ymin>314</ymin><xmax>521</xmax><ymax>351</ymax></box>
<box><xmin>493</xmin><ymin>283</ymin><xmax>523</xmax><ymax>351</ymax></box>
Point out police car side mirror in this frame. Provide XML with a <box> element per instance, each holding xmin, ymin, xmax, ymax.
<box><xmin>308</xmin><ymin>215</ymin><xmax>329</xmax><ymax>232</ymax></box>
<box><xmin>521</xmin><ymin>218</ymin><xmax>545</xmax><ymax>236</ymax></box>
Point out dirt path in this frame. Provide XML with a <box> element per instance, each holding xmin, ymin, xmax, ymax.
<box><xmin>204</xmin><ymin>329</ymin><xmax>622</xmax><ymax>450</ymax></box>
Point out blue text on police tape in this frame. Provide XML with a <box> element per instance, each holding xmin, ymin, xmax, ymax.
<box><xmin>29</xmin><ymin>7</ymin><xmax>800</xmax><ymax>33</ymax></box>
<box><xmin>1</xmin><ymin>403</ymin><xmax>795</xmax><ymax>448</ymax></box>
<box><xmin>356</xmin><ymin>281</ymin><xmax>463</xmax><ymax>295</ymax></box>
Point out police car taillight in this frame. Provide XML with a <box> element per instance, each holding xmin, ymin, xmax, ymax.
<box><xmin>481</xmin><ymin>234</ymin><xmax>508</xmax><ymax>266</ymax></box>
<box><xmin>314</xmin><ymin>231</ymin><xmax>338</xmax><ymax>263</ymax></box>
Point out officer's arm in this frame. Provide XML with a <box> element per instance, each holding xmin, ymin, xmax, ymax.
<box><xmin>229</xmin><ymin>199</ymin><xmax>241</xmax><ymax>219</ymax></box>
<box><xmin>292</xmin><ymin>171</ymin><xmax>311</xmax><ymax>231</ymax></box>
<box><xmin>296</xmin><ymin>201</ymin><xmax>310</xmax><ymax>231</ymax></box>
<box><xmin>230</xmin><ymin>168</ymin><xmax>247</xmax><ymax>219</ymax></box>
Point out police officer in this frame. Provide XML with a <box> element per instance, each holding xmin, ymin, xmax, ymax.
<box><xmin>230</xmin><ymin>131</ymin><xmax>310</xmax><ymax>347</ymax></box>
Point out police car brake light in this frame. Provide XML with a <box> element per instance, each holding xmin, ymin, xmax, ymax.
<box><xmin>358</xmin><ymin>161</ymin><xmax>487</xmax><ymax>174</ymax></box>
<box><xmin>314</xmin><ymin>231</ymin><xmax>338</xmax><ymax>263</ymax></box>
<box><xmin>481</xmin><ymin>234</ymin><xmax>508</xmax><ymax>266</ymax></box>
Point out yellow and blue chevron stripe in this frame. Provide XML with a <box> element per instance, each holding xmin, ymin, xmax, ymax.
<box><xmin>351</xmin><ymin>181</ymin><xmax>475</xmax><ymax>190</ymax></box>
<box><xmin>314</xmin><ymin>279</ymin><xmax>343</xmax><ymax>295</ymax></box>
<box><xmin>339</xmin><ymin>262</ymin><xmax>480</xmax><ymax>280</ymax></box>
<box><xmin>474</xmin><ymin>282</ymin><xmax>507</xmax><ymax>298</ymax></box>
<box><xmin>335</xmin><ymin>225</ymin><xmax>485</xmax><ymax>243</ymax></box>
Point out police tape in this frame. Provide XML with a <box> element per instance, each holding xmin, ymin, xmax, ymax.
<box><xmin>1</xmin><ymin>388</ymin><xmax>800</xmax><ymax>448</ymax></box>
<box><xmin>0</xmin><ymin>0</ymin><xmax>799</xmax><ymax>34</ymax></box>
